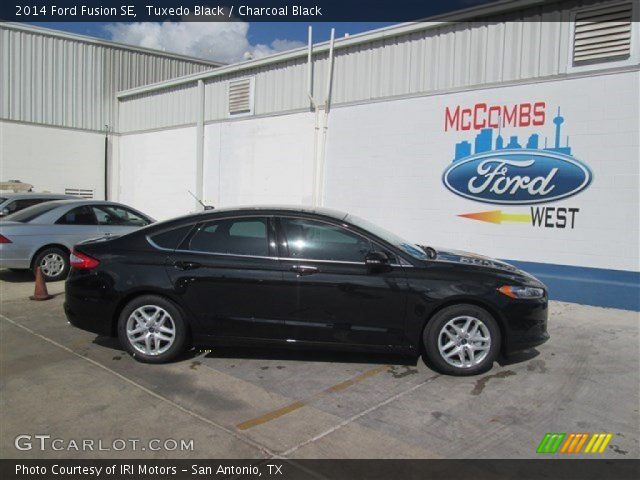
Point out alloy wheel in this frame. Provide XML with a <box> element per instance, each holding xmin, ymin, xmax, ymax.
<box><xmin>40</xmin><ymin>253</ymin><xmax>65</xmax><ymax>277</ymax></box>
<box><xmin>126</xmin><ymin>305</ymin><xmax>176</xmax><ymax>356</ymax></box>
<box><xmin>438</xmin><ymin>315</ymin><xmax>491</xmax><ymax>368</ymax></box>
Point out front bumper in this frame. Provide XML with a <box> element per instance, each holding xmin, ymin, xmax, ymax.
<box><xmin>500</xmin><ymin>296</ymin><xmax>550</xmax><ymax>354</ymax></box>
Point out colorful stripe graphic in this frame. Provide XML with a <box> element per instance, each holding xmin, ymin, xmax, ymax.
<box><xmin>537</xmin><ymin>433</ymin><xmax>566</xmax><ymax>453</ymax></box>
<box><xmin>584</xmin><ymin>433</ymin><xmax>613</xmax><ymax>454</ymax></box>
<box><xmin>537</xmin><ymin>433</ymin><xmax>613</xmax><ymax>454</ymax></box>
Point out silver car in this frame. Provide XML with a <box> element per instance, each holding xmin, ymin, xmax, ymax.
<box><xmin>0</xmin><ymin>192</ymin><xmax>75</xmax><ymax>217</ymax></box>
<box><xmin>0</xmin><ymin>200</ymin><xmax>154</xmax><ymax>281</ymax></box>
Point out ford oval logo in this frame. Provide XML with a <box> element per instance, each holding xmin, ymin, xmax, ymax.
<box><xmin>442</xmin><ymin>150</ymin><xmax>593</xmax><ymax>205</ymax></box>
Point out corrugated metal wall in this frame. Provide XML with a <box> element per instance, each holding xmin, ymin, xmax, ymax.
<box><xmin>119</xmin><ymin>84</ymin><xmax>199</xmax><ymax>132</ymax></box>
<box><xmin>0</xmin><ymin>24</ymin><xmax>216</xmax><ymax>132</ymax></box>
<box><xmin>117</xmin><ymin>0</ymin><xmax>636</xmax><ymax>134</ymax></box>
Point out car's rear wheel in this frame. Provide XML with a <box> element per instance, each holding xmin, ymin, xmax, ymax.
<box><xmin>33</xmin><ymin>247</ymin><xmax>69</xmax><ymax>282</ymax></box>
<box><xmin>117</xmin><ymin>295</ymin><xmax>187</xmax><ymax>364</ymax></box>
<box><xmin>423</xmin><ymin>304</ymin><xmax>501</xmax><ymax>376</ymax></box>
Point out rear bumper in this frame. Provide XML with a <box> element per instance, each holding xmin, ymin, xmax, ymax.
<box><xmin>64</xmin><ymin>301</ymin><xmax>113</xmax><ymax>336</ymax></box>
<box><xmin>64</xmin><ymin>272</ymin><xmax>117</xmax><ymax>336</ymax></box>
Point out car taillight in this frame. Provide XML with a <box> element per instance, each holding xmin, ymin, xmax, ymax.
<box><xmin>70</xmin><ymin>250</ymin><xmax>100</xmax><ymax>270</ymax></box>
<box><xmin>0</xmin><ymin>234</ymin><xmax>11</xmax><ymax>244</ymax></box>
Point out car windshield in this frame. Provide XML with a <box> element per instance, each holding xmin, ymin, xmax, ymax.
<box><xmin>0</xmin><ymin>197</ymin><xmax>6</xmax><ymax>203</ymax></box>
<box><xmin>345</xmin><ymin>214</ymin><xmax>429</xmax><ymax>261</ymax></box>
<box><xmin>3</xmin><ymin>202</ymin><xmax>59</xmax><ymax>223</ymax></box>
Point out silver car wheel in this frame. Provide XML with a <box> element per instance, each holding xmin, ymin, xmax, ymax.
<box><xmin>40</xmin><ymin>253</ymin><xmax>65</xmax><ymax>277</ymax></box>
<box><xmin>126</xmin><ymin>305</ymin><xmax>176</xmax><ymax>356</ymax></box>
<box><xmin>438</xmin><ymin>315</ymin><xmax>491</xmax><ymax>368</ymax></box>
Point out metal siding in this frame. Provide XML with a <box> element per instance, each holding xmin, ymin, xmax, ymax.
<box><xmin>0</xmin><ymin>24</ymin><xmax>214</xmax><ymax>131</ymax></box>
<box><xmin>117</xmin><ymin>0</ymin><xmax>638</xmax><ymax>130</ymax></box>
<box><xmin>119</xmin><ymin>83</ymin><xmax>198</xmax><ymax>132</ymax></box>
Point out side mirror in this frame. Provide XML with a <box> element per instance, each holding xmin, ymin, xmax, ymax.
<box><xmin>365</xmin><ymin>251</ymin><xmax>391</xmax><ymax>272</ymax></box>
<box><xmin>0</xmin><ymin>208</ymin><xmax>9</xmax><ymax>217</ymax></box>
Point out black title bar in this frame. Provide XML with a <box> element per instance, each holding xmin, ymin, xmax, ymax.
<box><xmin>2</xmin><ymin>459</ymin><xmax>640</xmax><ymax>480</ymax></box>
<box><xmin>2</xmin><ymin>0</ymin><xmax>557</xmax><ymax>23</ymax></box>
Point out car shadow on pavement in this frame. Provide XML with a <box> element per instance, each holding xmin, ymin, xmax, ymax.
<box><xmin>203</xmin><ymin>345</ymin><xmax>418</xmax><ymax>366</ymax></box>
<box><xmin>92</xmin><ymin>336</ymin><xmax>203</xmax><ymax>362</ymax></box>
<box><xmin>0</xmin><ymin>269</ymin><xmax>35</xmax><ymax>283</ymax></box>
<box><xmin>497</xmin><ymin>348</ymin><xmax>540</xmax><ymax>367</ymax></box>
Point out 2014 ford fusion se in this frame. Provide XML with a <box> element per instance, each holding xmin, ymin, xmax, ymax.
<box><xmin>65</xmin><ymin>206</ymin><xmax>549</xmax><ymax>376</ymax></box>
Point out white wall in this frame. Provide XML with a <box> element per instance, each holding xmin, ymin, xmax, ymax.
<box><xmin>0</xmin><ymin>121</ymin><xmax>105</xmax><ymax>198</ymax></box>
<box><xmin>114</xmin><ymin>71</ymin><xmax>639</xmax><ymax>274</ymax></box>
<box><xmin>323</xmin><ymin>71</ymin><xmax>640</xmax><ymax>272</ymax></box>
<box><xmin>117</xmin><ymin>127</ymin><xmax>197</xmax><ymax>221</ymax></box>
<box><xmin>202</xmin><ymin>112</ymin><xmax>316</xmax><ymax>208</ymax></box>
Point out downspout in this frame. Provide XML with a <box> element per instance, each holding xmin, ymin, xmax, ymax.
<box><xmin>307</xmin><ymin>26</ymin><xmax>319</xmax><ymax>207</ymax></box>
<box><xmin>196</xmin><ymin>79</ymin><xmax>205</xmax><ymax>211</ymax></box>
<box><xmin>313</xmin><ymin>28</ymin><xmax>335</xmax><ymax>207</ymax></box>
<box><xmin>104</xmin><ymin>125</ymin><xmax>109</xmax><ymax>200</ymax></box>
<box><xmin>307</xmin><ymin>26</ymin><xmax>316</xmax><ymax>110</ymax></box>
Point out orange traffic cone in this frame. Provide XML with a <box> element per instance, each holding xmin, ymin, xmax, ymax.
<box><xmin>30</xmin><ymin>267</ymin><xmax>53</xmax><ymax>301</ymax></box>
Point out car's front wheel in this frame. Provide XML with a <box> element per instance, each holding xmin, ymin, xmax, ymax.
<box><xmin>117</xmin><ymin>295</ymin><xmax>188</xmax><ymax>363</ymax></box>
<box><xmin>33</xmin><ymin>247</ymin><xmax>69</xmax><ymax>282</ymax></box>
<box><xmin>423</xmin><ymin>304</ymin><xmax>501</xmax><ymax>376</ymax></box>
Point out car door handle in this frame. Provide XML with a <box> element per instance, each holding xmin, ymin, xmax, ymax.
<box><xmin>174</xmin><ymin>261</ymin><xmax>201</xmax><ymax>271</ymax></box>
<box><xmin>290</xmin><ymin>265</ymin><xmax>318</xmax><ymax>276</ymax></box>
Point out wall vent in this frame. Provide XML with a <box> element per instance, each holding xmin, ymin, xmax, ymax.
<box><xmin>65</xmin><ymin>188</ymin><xmax>94</xmax><ymax>199</ymax></box>
<box><xmin>228</xmin><ymin>78</ymin><xmax>253</xmax><ymax>116</ymax></box>
<box><xmin>573</xmin><ymin>2</ymin><xmax>633</xmax><ymax>64</ymax></box>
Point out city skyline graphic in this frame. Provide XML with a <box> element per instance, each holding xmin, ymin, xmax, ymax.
<box><xmin>453</xmin><ymin>107</ymin><xmax>572</xmax><ymax>162</ymax></box>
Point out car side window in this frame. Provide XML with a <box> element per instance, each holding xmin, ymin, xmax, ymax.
<box><xmin>93</xmin><ymin>206</ymin><xmax>150</xmax><ymax>227</ymax></box>
<box><xmin>56</xmin><ymin>206</ymin><xmax>97</xmax><ymax>225</ymax></box>
<box><xmin>280</xmin><ymin>217</ymin><xmax>372</xmax><ymax>262</ymax></box>
<box><xmin>188</xmin><ymin>218</ymin><xmax>269</xmax><ymax>256</ymax></box>
<box><xmin>6</xmin><ymin>198</ymin><xmax>46</xmax><ymax>213</ymax></box>
<box><xmin>149</xmin><ymin>225</ymin><xmax>194</xmax><ymax>250</ymax></box>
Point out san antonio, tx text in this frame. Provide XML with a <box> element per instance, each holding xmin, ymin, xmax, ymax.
<box><xmin>16</xmin><ymin>463</ymin><xmax>284</xmax><ymax>477</ymax></box>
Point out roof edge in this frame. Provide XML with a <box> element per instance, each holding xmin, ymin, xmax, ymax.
<box><xmin>0</xmin><ymin>21</ymin><xmax>225</xmax><ymax>67</ymax></box>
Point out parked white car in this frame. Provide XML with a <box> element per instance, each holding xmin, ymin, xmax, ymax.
<box><xmin>0</xmin><ymin>200</ymin><xmax>154</xmax><ymax>281</ymax></box>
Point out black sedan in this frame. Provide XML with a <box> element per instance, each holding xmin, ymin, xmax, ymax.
<box><xmin>64</xmin><ymin>206</ymin><xmax>549</xmax><ymax>376</ymax></box>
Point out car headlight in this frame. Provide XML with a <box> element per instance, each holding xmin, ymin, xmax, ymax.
<box><xmin>498</xmin><ymin>285</ymin><xmax>545</xmax><ymax>299</ymax></box>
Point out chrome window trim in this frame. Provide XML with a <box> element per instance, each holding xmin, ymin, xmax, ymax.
<box><xmin>145</xmin><ymin>212</ymin><xmax>415</xmax><ymax>267</ymax></box>
<box><xmin>146</xmin><ymin>237</ymin><xmax>408</xmax><ymax>267</ymax></box>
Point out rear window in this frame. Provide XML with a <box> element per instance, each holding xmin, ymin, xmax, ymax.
<box><xmin>3</xmin><ymin>203</ymin><xmax>59</xmax><ymax>223</ymax></box>
<box><xmin>149</xmin><ymin>225</ymin><xmax>194</xmax><ymax>250</ymax></box>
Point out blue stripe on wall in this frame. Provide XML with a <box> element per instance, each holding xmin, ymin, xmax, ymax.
<box><xmin>504</xmin><ymin>259</ymin><xmax>640</xmax><ymax>311</ymax></box>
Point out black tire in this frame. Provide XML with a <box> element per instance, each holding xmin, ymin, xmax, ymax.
<box><xmin>423</xmin><ymin>304</ymin><xmax>501</xmax><ymax>376</ymax></box>
<box><xmin>117</xmin><ymin>295</ymin><xmax>188</xmax><ymax>364</ymax></box>
<box><xmin>32</xmin><ymin>247</ymin><xmax>69</xmax><ymax>282</ymax></box>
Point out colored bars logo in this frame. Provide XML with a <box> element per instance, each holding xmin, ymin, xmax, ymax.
<box><xmin>537</xmin><ymin>433</ymin><xmax>613</xmax><ymax>454</ymax></box>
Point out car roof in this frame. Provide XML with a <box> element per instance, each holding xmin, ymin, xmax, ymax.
<box><xmin>33</xmin><ymin>199</ymin><xmax>130</xmax><ymax>207</ymax></box>
<box><xmin>196</xmin><ymin>205</ymin><xmax>349</xmax><ymax>220</ymax></box>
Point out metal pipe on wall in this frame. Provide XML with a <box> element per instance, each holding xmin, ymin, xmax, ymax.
<box><xmin>307</xmin><ymin>26</ymin><xmax>316</xmax><ymax>109</ymax></box>
<box><xmin>103</xmin><ymin>125</ymin><xmax>109</xmax><ymax>200</ymax></box>
<box><xmin>313</xmin><ymin>28</ymin><xmax>335</xmax><ymax>207</ymax></box>
<box><xmin>196</xmin><ymin>79</ymin><xmax>205</xmax><ymax>211</ymax></box>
